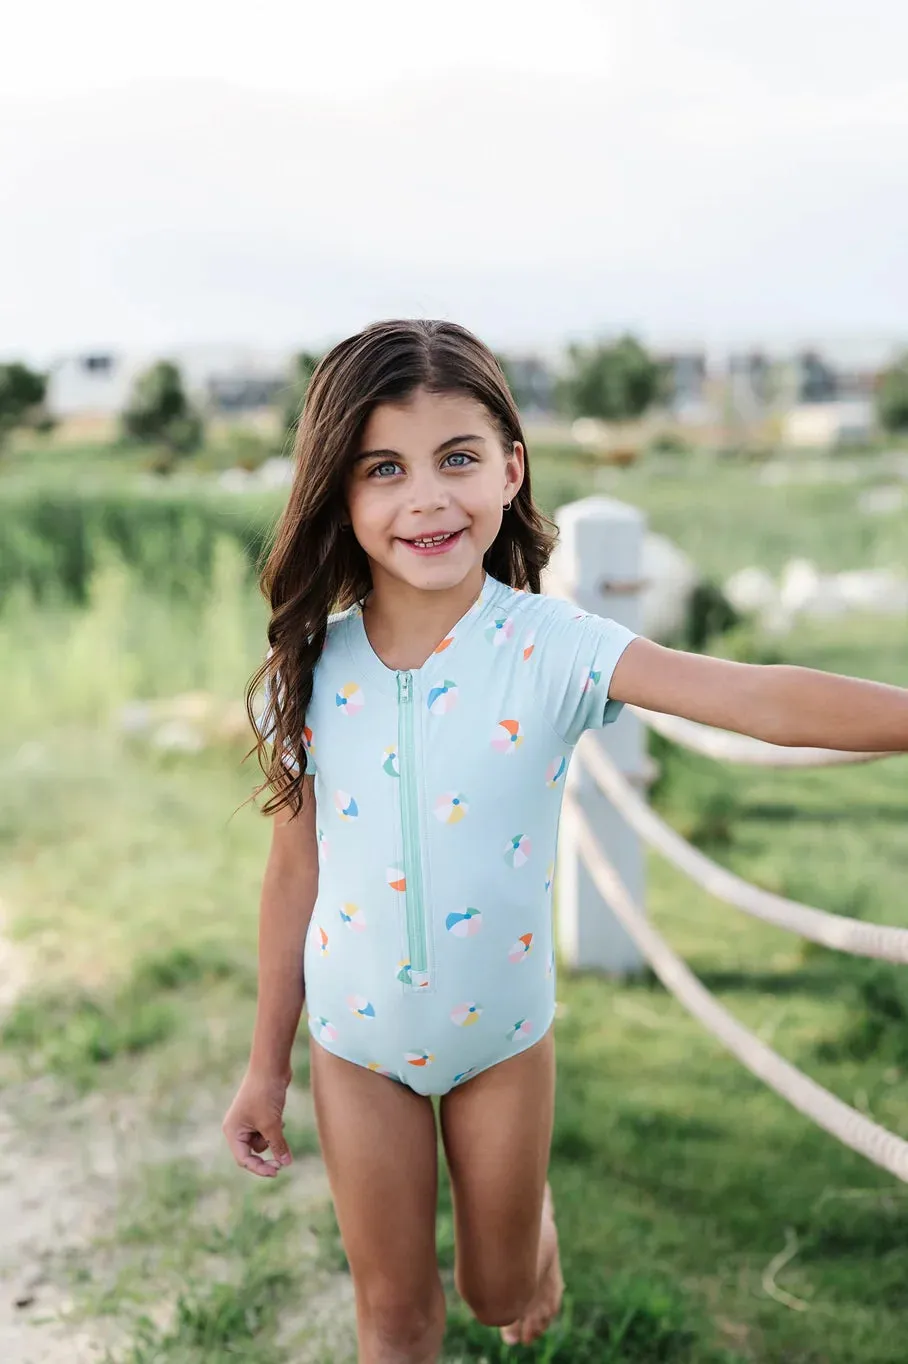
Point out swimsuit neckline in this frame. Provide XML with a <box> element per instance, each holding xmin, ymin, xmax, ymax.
<box><xmin>348</xmin><ymin>571</ymin><xmax>509</xmax><ymax>688</ymax></box>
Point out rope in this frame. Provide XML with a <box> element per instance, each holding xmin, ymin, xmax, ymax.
<box><xmin>575</xmin><ymin>735</ymin><xmax>908</xmax><ymax>963</ymax></box>
<box><xmin>564</xmin><ymin>792</ymin><xmax>908</xmax><ymax>1184</ymax></box>
<box><xmin>632</xmin><ymin>706</ymin><xmax>901</xmax><ymax>769</ymax></box>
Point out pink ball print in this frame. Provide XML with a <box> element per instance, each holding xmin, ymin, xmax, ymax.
<box><xmin>434</xmin><ymin>792</ymin><xmax>468</xmax><ymax>825</ymax></box>
<box><xmin>445</xmin><ymin>907</ymin><xmax>482</xmax><ymax>937</ymax></box>
<box><xmin>508</xmin><ymin>1019</ymin><xmax>533</xmax><ymax>1042</ymax></box>
<box><xmin>503</xmin><ymin>834</ymin><xmax>532</xmax><ymax>868</ymax></box>
<box><xmin>450</xmin><ymin>1002</ymin><xmax>482</xmax><ymax>1027</ymax></box>
<box><xmin>335</xmin><ymin>682</ymin><xmax>365</xmax><ymax>716</ymax></box>
<box><xmin>334</xmin><ymin>790</ymin><xmax>358</xmax><ymax>820</ymax></box>
<box><xmin>427</xmin><ymin>680</ymin><xmax>458</xmax><ymax>716</ymax></box>
<box><xmin>545</xmin><ymin>756</ymin><xmax>567</xmax><ymax>788</ymax></box>
<box><xmin>582</xmin><ymin>669</ymin><xmax>602</xmax><ymax>694</ymax></box>
<box><xmin>317</xmin><ymin>827</ymin><xmax>329</xmax><ymax>860</ymax></box>
<box><xmin>339</xmin><ymin>903</ymin><xmax>366</xmax><ymax>932</ymax></box>
<box><xmin>485</xmin><ymin>616</ymin><xmax>514</xmax><ymax>646</ymax></box>
<box><xmin>491</xmin><ymin>719</ymin><xmax>524</xmax><ymax>754</ymax></box>
<box><xmin>313</xmin><ymin>1016</ymin><xmax>338</xmax><ymax>1043</ymax></box>
<box><xmin>347</xmin><ymin>995</ymin><xmax>376</xmax><ymax>1020</ymax></box>
<box><xmin>507</xmin><ymin>933</ymin><xmax>534</xmax><ymax>963</ymax></box>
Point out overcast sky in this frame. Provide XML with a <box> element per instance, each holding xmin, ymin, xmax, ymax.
<box><xmin>2</xmin><ymin>0</ymin><xmax>907</xmax><ymax>362</ymax></box>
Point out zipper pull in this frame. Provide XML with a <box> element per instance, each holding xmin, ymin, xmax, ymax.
<box><xmin>398</xmin><ymin>670</ymin><xmax>412</xmax><ymax>703</ymax></box>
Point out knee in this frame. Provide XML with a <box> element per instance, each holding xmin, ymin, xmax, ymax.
<box><xmin>360</xmin><ymin>1284</ymin><xmax>445</xmax><ymax>1352</ymax></box>
<box><xmin>457</xmin><ymin>1270</ymin><xmax>535</xmax><ymax>1328</ymax></box>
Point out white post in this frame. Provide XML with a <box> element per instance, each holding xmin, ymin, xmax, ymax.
<box><xmin>546</xmin><ymin>496</ymin><xmax>648</xmax><ymax>976</ymax></box>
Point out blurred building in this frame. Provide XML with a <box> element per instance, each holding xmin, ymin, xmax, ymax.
<box><xmin>46</xmin><ymin>345</ymin><xmax>294</xmax><ymax>419</ymax></box>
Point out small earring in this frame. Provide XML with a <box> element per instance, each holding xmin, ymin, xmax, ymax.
<box><xmin>503</xmin><ymin>500</ymin><xmax>512</xmax><ymax>511</ymax></box>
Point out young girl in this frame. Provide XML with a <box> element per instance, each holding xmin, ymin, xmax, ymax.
<box><xmin>222</xmin><ymin>318</ymin><xmax>907</xmax><ymax>1364</ymax></box>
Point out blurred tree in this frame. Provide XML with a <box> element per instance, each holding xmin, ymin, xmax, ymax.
<box><xmin>0</xmin><ymin>362</ymin><xmax>53</xmax><ymax>450</ymax></box>
<box><xmin>558</xmin><ymin>335</ymin><xmax>665</xmax><ymax>422</ymax></box>
<box><xmin>121</xmin><ymin>361</ymin><xmax>204</xmax><ymax>466</ymax></box>
<box><xmin>282</xmin><ymin>350</ymin><xmax>322</xmax><ymax>446</ymax></box>
<box><xmin>877</xmin><ymin>354</ymin><xmax>908</xmax><ymax>434</ymax></box>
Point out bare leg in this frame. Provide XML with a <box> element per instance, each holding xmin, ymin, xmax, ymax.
<box><xmin>309</xmin><ymin>1039</ymin><xmax>447</xmax><ymax>1364</ymax></box>
<box><xmin>438</xmin><ymin>1025</ymin><xmax>564</xmax><ymax>1346</ymax></box>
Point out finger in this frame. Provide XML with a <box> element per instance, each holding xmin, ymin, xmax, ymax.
<box><xmin>241</xmin><ymin>1152</ymin><xmax>282</xmax><ymax>1178</ymax></box>
<box><xmin>261</xmin><ymin>1125</ymin><xmax>293</xmax><ymax>1167</ymax></box>
<box><xmin>224</xmin><ymin>1125</ymin><xmax>278</xmax><ymax>1174</ymax></box>
<box><xmin>250</xmin><ymin>1133</ymin><xmax>268</xmax><ymax>1154</ymax></box>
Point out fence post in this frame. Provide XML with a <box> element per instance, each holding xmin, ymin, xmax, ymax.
<box><xmin>547</xmin><ymin>495</ymin><xmax>648</xmax><ymax>976</ymax></box>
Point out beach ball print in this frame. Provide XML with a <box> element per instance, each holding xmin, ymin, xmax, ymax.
<box><xmin>313</xmin><ymin>1017</ymin><xmax>338</xmax><ymax>1043</ymax></box>
<box><xmin>397</xmin><ymin>959</ymin><xmax>430</xmax><ymax>988</ymax></box>
<box><xmin>427</xmin><ymin>680</ymin><xmax>458</xmax><ymax>716</ymax></box>
<box><xmin>339</xmin><ymin>903</ymin><xmax>366</xmax><ymax>933</ymax></box>
<box><xmin>451</xmin><ymin>1002</ymin><xmax>482</xmax><ymax>1027</ymax></box>
<box><xmin>387</xmin><ymin>867</ymin><xmax>407</xmax><ymax>893</ymax></box>
<box><xmin>546</xmin><ymin>756</ymin><xmax>567</xmax><ymax>788</ymax></box>
<box><xmin>335</xmin><ymin>682</ymin><xmax>364</xmax><ymax>716</ymax></box>
<box><xmin>316</xmin><ymin>925</ymin><xmax>329</xmax><ymax>957</ymax></box>
<box><xmin>433</xmin><ymin>632</ymin><xmax>455</xmax><ymax>655</ymax></box>
<box><xmin>522</xmin><ymin>631</ymin><xmax>536</xmax><ymax>662</ymax></box>
<box><xmin>453</xmin><ymin>1067</ymin><xmax>478</xmax><ymax>1086</ymax></box>
<box><xmin>317</xmin><ymin>828</ymin><xmax>330</xmax><ymax>860</ymax></box>
<box><xmin>434</xmin><ymin>792</ymin><xmax>468</xmax><ymax>825</ymax></box>
<box><xmin>406</xmin><ymin>1049</ymin><xmax>435</xmax><ymax>1068</ymax></box>
<box><xmin>445</xmin><ymin>907</ymin><xmax>482</xmax><ymax>938</ymax></box>
<box><xmin>485</xmin><ymin>616</ymin><xmax>514</xmax><ymax>646</ymax></box>
<box><xmin>303</xmin><ymin>726</ymin><xmax>315</xmax><ymax>759</ymax></box>
<box><xmin>491</xmin><ymin>719</ymin><xmax>524</xmax><ymax>754</ymax></box>
<box><xmin>334</xmin><ymin>790</ymin><xmax>358</xmax><ymax>821</ymax></box>
<box><xmin>503</xmin><ymin>834</ymin><xmax>532</xmax><ymax>868</ymax></box>
<box><xmin>347</xmin><ymin>995</ymin><xmax>376</xmax><ymax>1020</ymax></box>
<box><xmin>508</xmin><ymin>933</ymin><xmax>534</xmax><ymax>963</ymax></box>
<box><xmin>367</xmin><ymin>1062</ymin><xmax>397</xmax><ymax>1078</ymax></box>
<box><xmin>544</xmin><ymin>862</ymin><xmax>554</xmax><ymax>894</ymax></box>
<box><xmin>583</xmin><ymin>669</ymin><xmax>602</xmax><ymax>694</ymax></box>
<box><xmin>382</xmin><ymin>746</ymin><xmax>399</xmax><ymax>778</ymax></box>
<box><xmin>508</xmin><ymin>1019</ymin><xmax>533</xmax><ymax>1042</ymax></box>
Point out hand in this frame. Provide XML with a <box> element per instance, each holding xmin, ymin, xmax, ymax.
<box><xmin>222</xmin><ymin>1068</ymin><xmax>293</xmax><ymax>1177</ymax></box>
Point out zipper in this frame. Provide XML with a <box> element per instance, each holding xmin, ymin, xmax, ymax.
<box><xmin>397</xmin><ymin>670</ymin><xmax>429</xmax><ymax>985</ymax></box>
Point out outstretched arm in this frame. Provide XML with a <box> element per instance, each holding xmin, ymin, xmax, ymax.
<box><xmin>609</xmin><ymin>637</ymin><xmax>908</xmax><ymax>752</ymax></box>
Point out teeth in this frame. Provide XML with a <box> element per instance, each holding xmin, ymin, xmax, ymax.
<box><xmin>411</xmin><ymin>533</ymin><xmax>455</xmax><ymax>546</ymax></box>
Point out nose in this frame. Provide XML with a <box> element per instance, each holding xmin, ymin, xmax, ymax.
<box><xmin>405</xmin><ymin>469</ymin><xmax>449</xmax><ymax>513</ymax></box>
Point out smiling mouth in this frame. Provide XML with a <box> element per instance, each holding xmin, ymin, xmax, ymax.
<box><xmin>400</xmin><ymin>529</ymin><xmax>466</xmax><ymax>552</ymax></box>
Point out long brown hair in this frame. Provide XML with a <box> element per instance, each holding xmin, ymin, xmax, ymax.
<box><xmin>247</xmin><ymin>318</ymin><xmax>557</xmax><ymax>817</ymax></box>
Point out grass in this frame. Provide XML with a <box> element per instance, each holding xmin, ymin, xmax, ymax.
<box><xmin>1</xmin><ymin>444</ymin><xmax>907</xmax><ymax>1360</ymax></box>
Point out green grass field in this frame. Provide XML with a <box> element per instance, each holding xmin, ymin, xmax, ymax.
<box><xmin>1</xmin><ymin>440</ymin><xmax>907</xmax><ymax>1362</ymax></box>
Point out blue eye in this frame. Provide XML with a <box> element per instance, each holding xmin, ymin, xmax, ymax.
<box><xmin>369</xmin><ymin>461</ymin><xmax>400</xmax><ymax>478</ymax></box>
<box><xmin>445</xmin><ymin>452</ymin><xmax>474</xmax><ymax>468</ymax></box>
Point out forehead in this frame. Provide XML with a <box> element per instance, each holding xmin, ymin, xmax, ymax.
<box><xmin>358</xmin><ymin>388</ymin><xmax>497</xmax><ymax>452</ymax></box>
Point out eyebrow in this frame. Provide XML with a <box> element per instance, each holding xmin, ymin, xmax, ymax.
<box><xmin>353</xmin><ymin>434</ymin><xmax>487</xmax><ymax>464</ymax></box>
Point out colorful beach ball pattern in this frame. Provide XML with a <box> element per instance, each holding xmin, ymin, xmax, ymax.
<box><xmin>522</xmin><ymin>631</ymin><xmax>535</xmax><ymax>661</ymax></box>
<box><xmin>546</xmin><ymin>756</ymin><xmax>567</xmax><ymax>787</ymax></box>
<box><xmin>434</xmin><ymin>792</ymin><xmax>468</xmax><ymax>824</ymax></box>
<box><xmin>491</xmin><ymin>718</ymin><xmax>523</xmax><ymax>753</ymax></box>
<box><xmin>427</xmin><ymin>680</ymin><xmax>458</xmax><ymax>715</ymax></box>
<box><xmin>508</xmin><ymin>933</ymin><xmax>534</xmax><ymax>963</ymax></box>
<box><xmin>317</xmin><ymin>828</ymin><xmax>329</xmax><ymax>860</ymax></box>
<box><xmin>313</xmin><ymin>1017</ymin><xmax>338</xmax><ymax>1043</ymax></box>
<box><xmin>433</xmin><ymin>633</ymin><xmax>455</xmax><ymax>655</ymax></box>
<box><xmin>451</xmin><ymin>1002</ymin><xmax>482</xmax><ymax>1027</ymax></box>
<box><xmin>397</xmin><ymin>959</ymin><xmax>430</xmax><ymax>988</ymax></box>
<box><xmin>583</xmin><ymin>669</ymin><xmax>602</xmax><ymax>694</ymax></box>
<box><xmin>406</xmin><ymin>1050</ymin><xmax>435</xmax><ymax>1068</ymax></box>
<box><xmin>303</xmin><ymin>725</ymin><xmax>315</xmax><ymax>757</ymax></box>
<box><xmin>335</xmin><ymin>682</ymin><xmax>364</xmax><ymax>715</ymax></box>
<box><xmin>508</xmin><ymin>1019</ymin><xmax>533</xmax><ymax>1042</ymax></box>
<box><xmin>339</xmin><ymin>903</ymin><xmax>366</xmax><ymax>933</ymax></box>
<box><xmin>446</xmin><ymin>907</ymin><xmax>482</xmax><ymax>937</ymax></box>
<box><xmin>387</xmin><ymin>867</ymin><xmax>407</xmax><ymax>893</ymax></box>
<box><xmin>347</xmin><ymin>995</ymin><xmax>376</xmax><ymax>1019</ymax></box>
<box><xmin>334</xmin><ymin>790</ymin><xmax>358</xmax><ymax>820</ymax></box>
<box><xmin>382</xmin><ymin>746</ymin><xmax>399</xmax><ymax>777</ymax></box>
<box><xmin>453</xmin><ymin>1067</ymin><xmax>478</xmax><ymax>1086</ymax></box>
<box><xmin>545</xmin><ymin>863</ymin><xmax>554</xmax><ymax>894</ymax></box>
<box><xmin>317</xmin><ymin>926</ymin><xmax>329</xmax><ymax>956</ymax></box>
<box><xmin>503</xmin><ymin>834</ymin><xmax>532</xmax><ymax>868</ymax></box>
<box><xmin>485</xmin><ymin>616</ymin><xmax>514</xmax><ymax>646</ymax></box>
<box><xmin>367</xmin><ymin>1062</ymin><xmax>397</xmax><ymax>1078</ymax></box>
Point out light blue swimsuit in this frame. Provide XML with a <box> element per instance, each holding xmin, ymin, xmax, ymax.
<box><xmin>265</xmin><ymin>573</ymin><xmax>637</xmax><ymax>1097</ymax></box>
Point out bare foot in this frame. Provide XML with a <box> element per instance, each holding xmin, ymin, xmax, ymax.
<box><xmin>500</xmin><ymin>1182</ymin><xmax>565</xmax><ymax>1347</ymax></box>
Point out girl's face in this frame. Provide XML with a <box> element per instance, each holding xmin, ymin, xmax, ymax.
<box><xmin>345</xmin><ymin>387</ymin><xmax>524</xmax><ymax>596</ymax></box>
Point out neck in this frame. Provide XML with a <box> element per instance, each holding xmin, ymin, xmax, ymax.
<box><xmin>362</xmin><ymin>564</ymin><xmax>486</xmax><ymax>671</ymax></box>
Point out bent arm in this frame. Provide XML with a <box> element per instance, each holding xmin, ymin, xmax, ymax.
<box><xmin>248</xmin><ymin>778</ymin><xmax>319</xmax><ymax>1082</ymax></box>
<box><xmin>609</xmin><ymin>637</ymin><xmax>908</xmax><ymax>752</ymax></box>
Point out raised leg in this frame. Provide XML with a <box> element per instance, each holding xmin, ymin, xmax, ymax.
<box><xmin>438</xmin><ymin>1025</ymin><xmax>564</xmax><ymax>1346</ymax></box>
<box><xmin>309</xmin><ymin>1038</ymin><xmax>447</xmax><ymax>1364</ymax></box>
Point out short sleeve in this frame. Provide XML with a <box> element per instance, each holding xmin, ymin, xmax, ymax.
<box><xmin>256</xmin><ymin>652</ymin><xmax>312</xmax><ymax>777</ymax></box>
<box><xmin>535</xmin><ymin>603</ymin><xmax>638</xmax><ymax>746</ymax></box>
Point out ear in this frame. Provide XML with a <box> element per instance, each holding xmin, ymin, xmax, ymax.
<box><xmin>505</xmin><ymin>441</ymin><xmax>525</xmax><ymax>501</ymax></box>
